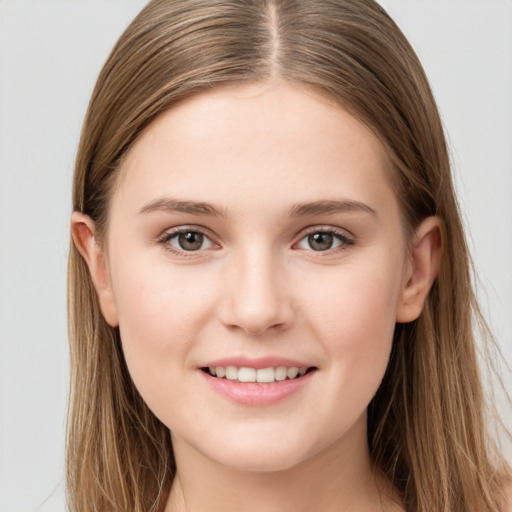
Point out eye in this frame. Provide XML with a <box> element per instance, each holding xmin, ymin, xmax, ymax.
<box><xmin>160</xmin><ymin>228</ymin><xmax>216</xmax><ymax>252</ymax></box>
<box><xmin>295</xmin><ymin>229</ymin><xmax>353</xmax><ymax>252</ymax></box>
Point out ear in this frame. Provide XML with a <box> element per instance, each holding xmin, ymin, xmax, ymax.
<box><xmin>71</xmin><ymin>212</ymin><xmax>119</xmax><ymax>327</ymax></box>
<box><xmin>396</xmin><ymin>216</ymin><xmax>442</xmax><ymax>323</ymax></box>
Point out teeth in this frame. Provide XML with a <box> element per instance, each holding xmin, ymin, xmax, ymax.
<box><xmin>286</xmin><ymin>367</ymin><xmax>299</xmax><ymax>379</ymax></box>
<box><xmin>206</xmin><ymin>365</ymin><xmax>310</xmax><ymax>383</ymax></box>
<box><xmin>256</xmin><ymin>367</ymin><xmax>275</xmax><ymax>383</ymax></box>
<box><xmin>225</xmin><ymin>366</ymin><xmax>238</xmax><ymax>380</ymax></box>
<box><xmin>275</xmin><ymin>366</ymin><xmax>287</xmax><ymax>381</ymax></box>
<box><xmin>238</xmin><ymin>367</ymin><xmax>256</xmax><ymax>382</ymax></box>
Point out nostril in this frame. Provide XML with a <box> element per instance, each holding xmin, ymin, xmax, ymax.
<box><xmin>217</xmin><ymin>275</ymin><xmax>295</xmax><ymax>336</ymax></box>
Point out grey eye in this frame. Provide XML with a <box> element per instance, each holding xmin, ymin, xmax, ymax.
<box><xmin>296</xmin><ymin>231</ymin><xmax>347</xmax><ymax>252</ymax></box>
<box><xmin>307</xmin><ymin>232</ymin><xmax>334</xmax><ymax>251</ymax></box>
<box><xmin>168</xmin><ymin>231</ymin><xmax>215</xmax><ymax>251</ymax></box>
<box><xmin>179</xmin><ymin>232</ymin><xmax>204</xmax><ymax>251</ymax></box>
<box><xmin>308</xmin><ymin>233</ymin><xmax>334</xmax><ymax>251</ymax></box>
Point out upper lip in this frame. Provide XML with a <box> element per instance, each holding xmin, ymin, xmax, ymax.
<box><xmin>201</xmin><ymin>356</ymin><xmax>315</xmax><ymax>369</ymax></box>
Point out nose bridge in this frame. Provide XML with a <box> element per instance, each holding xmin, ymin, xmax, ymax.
<box><xmin>220</xmin><ymin>241</ymin><xmax>293</xmax><ymax>335</ymax></box>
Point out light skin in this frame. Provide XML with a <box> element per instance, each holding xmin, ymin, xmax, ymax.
<box><xmin>72</xmin><ymin>81</ymin><xmax>441</xmax><ymax>512</ymax></box>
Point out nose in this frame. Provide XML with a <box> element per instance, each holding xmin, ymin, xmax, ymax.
<box><xmin>218</xmin><ymin>248</ymin><xmax>294</xmax><ymax>336</ymax></box>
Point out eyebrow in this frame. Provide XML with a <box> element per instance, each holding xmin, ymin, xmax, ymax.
<box><xmin>289</xmin><ymin>199</ymin><xmax>377</xmax><ymax>218</ymax></box>
<box><xmin>138</xmin><ymin>197</ymin><xmax>377</xmax><ymax>219</ymax></box>
<box><xmin>138</xmin><ymin>198</ymin><xmax>227</xmax><ymax>217</ymax></box>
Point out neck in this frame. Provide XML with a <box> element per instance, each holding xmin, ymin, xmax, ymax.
<box><xmin>164</xmin><ymin>415</ymin><xmax>401</xmax><ymax>512</ymax></box>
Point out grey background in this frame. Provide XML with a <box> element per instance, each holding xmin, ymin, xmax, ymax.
<box><xmin>0</xmin><ymin>1</ymin><xmax>510</xmax><ymax>510</ymax></box>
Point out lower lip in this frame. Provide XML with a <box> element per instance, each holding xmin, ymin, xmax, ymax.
<box><xmin>200</xmin><ymin>370</ymin><xmax>315</xmax><ymax>406</ymax></box>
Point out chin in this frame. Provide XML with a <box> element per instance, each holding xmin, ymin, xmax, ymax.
<box><xmin>193</xmin><ymin>427</ymin><xmax>322</xmax><ymax>474</ymax></box>
<box><xmin>208</xmin><ymin>446</ymin><xmax>308</xmax><ymax>473</ymax></box>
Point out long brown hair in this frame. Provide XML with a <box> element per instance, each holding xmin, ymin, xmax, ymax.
<box><xmin>67</xmin><ymin>1</ymin><xmax>511</xmax><ymax>510</ymax></box>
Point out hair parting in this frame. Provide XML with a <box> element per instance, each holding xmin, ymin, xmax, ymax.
<box><xmin>67</xmin><ymin>1</ymin><xmax>511</xmax><ymax>510</ymax></box>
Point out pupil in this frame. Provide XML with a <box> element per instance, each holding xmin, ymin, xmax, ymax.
<box><xmin>309</xmin><ymin>232</ymin><xmax>333</xmax><ymax>251</ymax></box>
<box><xmin>179</xmin><ymin>232</ymin><xmax>203</xmax><ymax>251</ymax></box>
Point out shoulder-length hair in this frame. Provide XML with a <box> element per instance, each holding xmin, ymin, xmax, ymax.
<box><xmin>67</xmin><ymin>1</ymin><xmax>510</xmax><ymax>510</ymax></box>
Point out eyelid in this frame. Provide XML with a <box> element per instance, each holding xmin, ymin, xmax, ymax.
<box><xmin>293</xmin><ymin>225</ymin><xmax>355</xmax><ymax>251</ymax></box>
<box><xmin>157</xmin><ymin>225</ymin><xmax>220</xmax><ymax>256</ymax></box>
<box><xmin>155</xmin><ymin>224</ymin><xmax>354</xmax><ymax>256</ymax></box>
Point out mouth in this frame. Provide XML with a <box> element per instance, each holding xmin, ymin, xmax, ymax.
<box><xmin>201</xmin><ymin>365</ymin><xmax>317</xmax><ymax>383</ymax></box>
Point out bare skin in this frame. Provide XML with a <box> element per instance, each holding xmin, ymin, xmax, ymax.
<box><xmin>73</xmin><ymin>81</ymin><xmax>440</xmax><ymax>512</ymax></box>
<box><xmin>166</xmin><ymin>413</ymin><xmax>405</xmax><ymax>512</ymax></box>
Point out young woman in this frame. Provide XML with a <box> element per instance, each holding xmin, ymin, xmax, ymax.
<box><xmin>67</xmin><ymin>0</ymin><xmax>511</xmax><ymax>510</ymax></box>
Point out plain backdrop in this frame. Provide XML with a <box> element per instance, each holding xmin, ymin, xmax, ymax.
<box><xmin>0</xmin><ymin>1</ymin><xmax>511</xmax><ymax>510</ymax></box>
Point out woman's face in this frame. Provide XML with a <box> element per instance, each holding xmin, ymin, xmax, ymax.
<box><xmin>92</xmin><ymin>82</ymin><xmax>418</xmax><ymax>471</ymax></box>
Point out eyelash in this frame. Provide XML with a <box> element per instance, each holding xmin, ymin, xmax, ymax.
<box><xmin>294</xmin><ymin>227</ymin><xmax>355</xmax><ymax>254</ymax></box>
<box><xmin>157</xmin><ymin>226</ymin><xmax>217</xmax><ymax>256</ymax></box>
<box><xmin>156</xmin><ymin>225</ymin><xmax>355</xmax><ymax>257</ymax></box>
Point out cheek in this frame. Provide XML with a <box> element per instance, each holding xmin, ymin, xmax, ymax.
<box><xmin>304</xmin><ymin>259</ymin><xmax>401</xmax><ymax>341</ymax></box>
<box><xmin>300</xmin><ymin>262</ymin><xmax>402</xmax><ymax>406</ymax></box>
<box><xmin>113</xmin><ymin>256</ymin><xmax>217</xmax><ymax>342</ymax></box>
<box><xmin>110</xmin><ymin>258</ymin><xmax>218</xmax><ymax>409</ymax></box>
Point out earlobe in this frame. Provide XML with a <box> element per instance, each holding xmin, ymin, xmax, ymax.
<box><xmin>71</xmin><ymin>212</ymin><xmax>119</xmax><ymax>327</ymax></box>
<box><xmin>396</xmin><ymin>216</ymin><xmax>442</xmax><ymax>323</ymax></box>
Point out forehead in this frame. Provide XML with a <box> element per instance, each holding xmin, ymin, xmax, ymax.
<box><xmin>113</xmin><ymin>81</ymin><xmax>396</xmax><ymax>218</ymax></box>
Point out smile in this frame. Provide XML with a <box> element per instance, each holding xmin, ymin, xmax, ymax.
<box><xmin>203</xmin><ymin>366</ymin><xmax>313</xmax><ymax>383</ymax></box>
<box><xmin>201</xmin><ymin>365</ymin><xmax>317</xmax><ymax>406</ymax></box>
